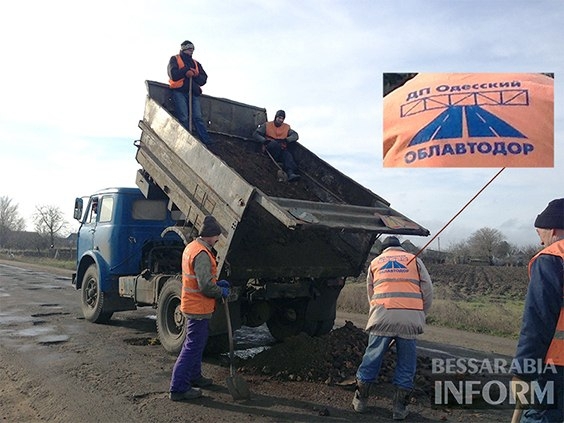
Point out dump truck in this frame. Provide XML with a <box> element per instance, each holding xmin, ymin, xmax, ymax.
<box><xmin>72</xmin><ymin>80</ymin><xmax>430</xmax><ymax>353</ymax></box>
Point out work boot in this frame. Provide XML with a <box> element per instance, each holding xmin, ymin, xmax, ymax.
<box><xmin>169</xmin><ymin>387</ymin><xmax>202</xmax><ymax>401</ymax></box>
<box><xmin>392</xmin><ymin>388</ymin><xmax>412</xmax><ymax>420</ymax></box>
<box><xmin>352</xmin><ymin>380</ymin><xmax>371</xmax><ymax>413</ymax></box>
<box><xmin>191</xmin><ymin>376</ymin><xmax>213</xmax><ymax>388</ymax></box>
<box><xmin>287</xmin><ymin>171</ymin><xmax>300</xmax><ymax>182</ymax></box>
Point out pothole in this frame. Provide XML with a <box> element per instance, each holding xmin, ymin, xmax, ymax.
<box><xmin>124</xmin><ymin>337</ymin><xmax>161</xmax><ymax>346</ymax></box>
<box><xmin>31</xmin><ymin>312</ymin><xmax>69</xmax><ymax>317</ymax></box>
<box><xmin>37</xmin><ymin>335</ymin><xmax>70</xmax><ymax>345</ymax></box>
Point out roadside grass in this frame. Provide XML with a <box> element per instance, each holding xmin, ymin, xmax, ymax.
<box><xmin>0</xmin><ymin>253</ymin><xmax>75</xmax><ymax>271</ymax></box>
<box><xmin>337</xmin><ymin>281</ymin><xmax>524</xmax><ymax>339</ymax></box>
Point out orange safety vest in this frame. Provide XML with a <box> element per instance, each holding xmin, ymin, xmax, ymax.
<box><xmin>265</xmin><ymin>121</ymin><xmax>290</xmax><ymax>140</ymax></box>
<box><xmin>369</xmin><ymin>249</ymin><xmax>424</xmax><ymax>310</ymax></box>
<box><xmin>528</xmin><ymin>239</ymin><xmax>564</xmax><ymax>366</ymax></box>
<box><xmin>169</xmin><ymin>55</ymin><xmax>200</xmax><ymax>89</ymax></box>
<box><xmin>180</xmin><ymin>240</ymin><xmax>218</xmax><ymax>315</ymax></box>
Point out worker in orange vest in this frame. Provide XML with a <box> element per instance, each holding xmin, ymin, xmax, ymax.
<box><xmin>512</xmin><ymin>198</ymin><xmax>564</xmax><ymax>422</ymax></box>
<box><xmin>169</xmin><ymin>215</ymin><xmax>230</xmax><ymax>401</ymax></box>
<box><xmin>167</xmin><ymin>40</ymin><xmax>212</xmax><ymax>145</ymax></box>
<box><xmin>253</xmin><ymin>110</ymin><xmax>301</xmax><ymax>182</ymax></box>
<box><xmin>352</xmin><ymin>236</ymin><xmax>433</xmax><ymax>419</ymax></box>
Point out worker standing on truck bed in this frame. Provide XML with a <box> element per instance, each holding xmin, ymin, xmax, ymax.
<box><xmin>167</xmin><ymin>40</ymin><xmax>212</xmax><ymax>145</ymax></box>
<box><xmin>253</xmin><ymin>109</ymin><xmax>301</xmax><ymax>182</ymax></box>
<box><xmin>352</xmin><ymin>236</ymin><xmax>433</xmax><ymax>419</ymax></box>
<box><xmin>169</xmin><ymin>215</ymin><xmax>231</xmax><ymax>401</ymax></box>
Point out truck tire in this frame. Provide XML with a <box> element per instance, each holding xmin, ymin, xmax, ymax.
<box><xmin>266</xmin><ymin>299</ymin><xmax>307</xmax><ymax>342</ymax></box>
<box><xmin>157</xmin><ymin>277</ymin><xmax>186</xmax><ymax>354</ymax></box>
<box><xmin>303</xmin><ymin>318</ymin><xmax>335</xmax><ymax>337</ymax></box>
<box><xmin>81</xmin><ymin>264</ymin><xmax>113</xmax><ymax>323</ymax></box>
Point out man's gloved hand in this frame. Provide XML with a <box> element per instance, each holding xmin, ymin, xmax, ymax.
<box><xmin>186</xmin><ymin>68</ymin><xmax>197</xmax><ymax>78</ymax></box>
<box><xmin>220</xmin><ymin>287</ymin><xmax>230</xmax><ymax>298</ymax></box>
<box><xmin>217</xmin><ymin>280</ymin><xmax>230</xmax><ymax>288</ymax></box>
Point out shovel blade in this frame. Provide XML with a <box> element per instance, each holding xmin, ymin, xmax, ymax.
<box><xmin>226</xmin><ymin>374</ymin><xmax>251</xmax><ymax>400</ymax></box>
<box><xmin>277</xmin><ymin>169</ymin><xmax>288</xmax><ymax>182</ymax></box>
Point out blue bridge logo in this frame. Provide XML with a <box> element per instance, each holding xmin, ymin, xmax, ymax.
<box><xmin>402</xmin><ymin>89</ymin><xmax>529</xmax><ymax>146</ymax></box>
<box><xmin>380</xmin><ymin>260</ymin><xmax>408</xmax><ymax>270</ymax></box>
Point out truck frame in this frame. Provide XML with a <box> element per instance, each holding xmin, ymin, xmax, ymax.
<box><xmin>72</xmin><ymin>80</ymin><xmax>429</xmax><ymax>353</ymax></box>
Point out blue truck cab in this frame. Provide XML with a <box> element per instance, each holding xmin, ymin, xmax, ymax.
<box><xmin>72</xmin><ymin>187</ymin><xmax>184</xmax><ymax>323</ymax></box>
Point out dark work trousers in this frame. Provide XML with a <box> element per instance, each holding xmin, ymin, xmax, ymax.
<box><xmin>266</xmin><ymin>140</ymin><xmax>298</xmax><ymax>174</ymax></box>
<box><xmin>169</xmin><ymin>318</ymin><xmax>209</xmax><ymax>393</ymax></box>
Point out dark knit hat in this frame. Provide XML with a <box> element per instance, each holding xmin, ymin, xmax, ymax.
<box><xmin>200</xmin><ymin>215</ymin><xmax>221</xmax><ymax>237</ymax></box>
<box><xmin>181</xmin><ymin>40</ymin><xmax>195</xmax><ymax>50</ymax></box>
<box><xmin>534</xmin><ymin>198</ymin><xmax>564</xmax><ymax>229</ymax></box>
<box><xmin>382</xmin><ymin>236</ymin><xmax>401</xmax><ymax>250</ymax></box>
<box><xmin>275</xmin><ymin>110</ymin><xmax>286</xmax><ymax>119</ymax></box>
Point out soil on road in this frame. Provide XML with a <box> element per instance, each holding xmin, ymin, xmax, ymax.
<box><xmin>1</xmin><ymin>260</ymin><xmax>516</xmax><ymax>422</ymax></box>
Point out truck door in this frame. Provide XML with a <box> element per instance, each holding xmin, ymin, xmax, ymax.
<box><xmin>77</xmin><ymin>197</ymin><xmax>99</xmax><ymax>259</ymax></box>
<box><xmin>77</xmin><ymin>196</ymin><xmax>114</xmax><ymax>261</ymax></box>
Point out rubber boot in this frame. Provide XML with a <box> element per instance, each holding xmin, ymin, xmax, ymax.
<box><xmin>352</xmin><ymin>380</ymin><xmax>370</xmax><ymax>413</ymax></box>
<box><xmin>392</xmin><ymin>388</ymin><xmax>411</xmax><ymax>420</ymax></box>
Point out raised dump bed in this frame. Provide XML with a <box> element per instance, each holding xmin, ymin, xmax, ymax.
<box><xmin>138</xmin><ymin>80</ymin><xmax>429</xmax><ymax>282</ymax></box>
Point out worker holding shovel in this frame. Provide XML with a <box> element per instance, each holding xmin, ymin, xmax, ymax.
<box><xmin>167</xmin><ymin>40</ymin><xmax>212</xmax><ymax>145</ymax></box>
<box><xmin>169</xmin><ymin>215</ymin><xmax>230</xmax><ymax>401</ymax></box>
<box><xmin>253</xmin><ymin>109</ymin><xmax>301</xmax><ymax>182</ymax></box>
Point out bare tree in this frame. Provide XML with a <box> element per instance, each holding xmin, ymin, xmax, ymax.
<box><xmin>446</xmin><ymin>240</ymin><xmax>471</xmax><ymax>264</ymax></box>
<box><xmin>520</xmin><ymin>244</ymin><xmax>542</xmax><ymax>262</ymax></box>
<box><xmin>467</xmin><ymin>227</ymin><xmax>506</xmax><ymax>264</ymax></box>
<box><xmin>32</xmin><ymin>205</ymin><xmax>68</xmax><ymax>248</ymax></box>
<box><xmin>0</xmin><ymin>196</ymin><xmax>26</xmax><ymax>247</ymax></box>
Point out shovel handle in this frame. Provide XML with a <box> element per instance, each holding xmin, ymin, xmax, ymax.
<box><xmin>188</xmin><ymin>77</ymin><xmax>193</xmax><ymax>133</ymax></box>
<box><xmin>224</xmin><ymin>299</ymin><xmax>236</xmax><ymax>377</ymax></box>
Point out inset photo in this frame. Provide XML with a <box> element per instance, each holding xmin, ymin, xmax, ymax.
<box><xmin>383</xmin><ymin>73</ymin><xmax>554</xmax><ymax>168</ymax></box>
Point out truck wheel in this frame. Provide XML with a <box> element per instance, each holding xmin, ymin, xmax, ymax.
<box><xmin>157</xmin><ymin>277</ymin><xmax>186</xmax><ymax>354</ymax></box>
<box><xmin>81</xmin><ymin>264</ymin><xmax>113</xmax><ymax>323</ymax></box>
<box><xmin>303</xmin><ymin>318</ymin><xmax>335</xmax><ymax>336</ymax></box>
<box><xmin>266</xmin><ymin>299</ymin><xmax>307</xmax><ymax>342</ymax></box>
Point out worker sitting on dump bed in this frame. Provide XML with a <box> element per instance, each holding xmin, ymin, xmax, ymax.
<box><xmin>253</xmin><ymin>110</ymin><xmax>300</xmax><ymax>182</ymax></box>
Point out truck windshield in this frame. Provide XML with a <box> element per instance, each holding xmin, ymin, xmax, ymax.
<box><xmin>131</xmin><ymin>199</ymin><xmax>167</xmax><ymax>221</ymax></box>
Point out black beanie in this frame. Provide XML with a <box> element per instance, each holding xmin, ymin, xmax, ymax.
<box><xmin>181</xmin><ymin>40</ymin><xmax>194</xmax><ymax>50</ymax></box>
<box><xmin>200</xmin><ymin>215</ymin><xmax>222</xmax><ymax>237</ymax></box>
<box><xmin>534</xmin><ymin>198</ymin><xmax>564</xmax><ymax>229</ymax></box>
<box><xmin>275</xmin><ymin>110</ymin><xmax>286</xmax><ymax>119</ymax></box>
<box><xmin>382</xmin><ymin>236</ymin><xmax>401</xmax><ymax>250</ymax></box>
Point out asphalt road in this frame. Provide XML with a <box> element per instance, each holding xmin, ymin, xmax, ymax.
<box><xmin>0</xmin><ymin>261</ymin><xmax>514</xmax><ymax>422</ymax></box>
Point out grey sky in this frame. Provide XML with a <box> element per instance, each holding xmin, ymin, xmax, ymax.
<box><xmin>0</xmin><ymin>0</ymin><xmax>561</xmax><ymax>248</ymax></box>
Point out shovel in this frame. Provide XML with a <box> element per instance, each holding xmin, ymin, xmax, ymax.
<box><xmin>224</xmin><ymin>299</ymin><xmax>251</xmax><ymax>400</ymax></box>
<box><xmin>265</xmin><ymin>148</ymin><xmax>288</xmax><ymax>182</ymax></box>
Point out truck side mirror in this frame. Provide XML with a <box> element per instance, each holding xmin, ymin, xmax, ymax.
<box><xmin>73</xmin><ymin>198</ymin><xmax>84</xmax><ymax>220</ymax></box>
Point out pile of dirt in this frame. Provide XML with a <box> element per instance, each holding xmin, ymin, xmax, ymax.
<box><xmin>209</xmin><ymin>135</ymin><xmax>321</xmax><ymax>201</ymax></box>
<box><xmin>238</xmin><ymin>321</ymin><xmax>435</xmax><ymax>397</ymax></box>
